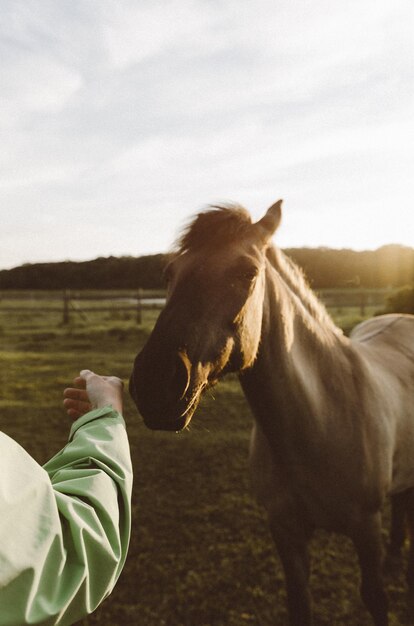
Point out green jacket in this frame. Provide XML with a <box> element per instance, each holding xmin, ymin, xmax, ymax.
<box><xmin>0</xmin><ymin>406</ymin><xmax>133</xmax><ymax>625</ymax></box>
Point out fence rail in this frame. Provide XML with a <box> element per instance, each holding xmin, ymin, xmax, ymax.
<box><xmin>0</xmin><ymin>287</ymin><xmax>395</xmax><ymax>325</ymax></box>
<box><xmin>0</xmin><ymin>289</ymin><xmax>165</xmax><ymax>325</ymax></box>
<box><xmin>317</xmin><ymin>287</ymin><xmax>394</xmax><ymax>315</ymax></box>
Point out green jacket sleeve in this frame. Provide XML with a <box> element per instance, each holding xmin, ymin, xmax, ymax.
<box><xmin>0</xmin><ymin>406</ymin><xmax>132</xmax><ymax>626</ymax></box>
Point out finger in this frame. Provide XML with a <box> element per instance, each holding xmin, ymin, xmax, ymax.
<box><xmin>63</xmin><ymin>398</ymin><xmax>92</xmax><ymax>415</ymax></box>
<box><xmin>63</xmin><ymin>398</ymin><xmax>91</xmax><ymax>412</ymax></box>
<box><xmin>73</xmin><ymin>376</ymin><xmax>87</xmax><ymax>389</ymax></box>
<box><xmin>63</xmin><ymin>401</ymin><xmax>92</xmax><ymax>419</ymax></box>
<box><xmin>66</xmin><ymin>407</ymin><xmax>83</xmax><ymax>420</ymax></box>
<box><xmin>63</xmin><ymin>388</ymin><xmax>89</xmax><ymax>402</ymax></box>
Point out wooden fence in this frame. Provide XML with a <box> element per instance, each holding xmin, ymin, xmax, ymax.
<box><xmin>316</xmin><ymin>287</ymin><xmax>394</xmax><ymax>316</ymax></box>
<box><xmin>0</xmin><ymin>287</ymin><xmax>395</xmax><ymax>325</ymax></box>
<box><xmin>0</xmin><ymin>289</ymin><xmax>165</xmax><ymax>325</ymax></box>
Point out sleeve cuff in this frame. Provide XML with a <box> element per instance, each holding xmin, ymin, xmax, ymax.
<box><xmin>69</xmin><ymin>406</ymin><xmax>125</xmax><ymax>440</ymax></box>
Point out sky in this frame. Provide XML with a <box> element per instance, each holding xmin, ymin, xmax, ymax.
<box><xmin>1</xmin><ymin>0</ymin><xmax>413</xmax><ymax>270</ymax></box>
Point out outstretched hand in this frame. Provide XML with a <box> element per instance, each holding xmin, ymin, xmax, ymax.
<box><xmin>63</xmin><ymin>369</ymin><xmax>124</xmax><ymax>420</ymax></box>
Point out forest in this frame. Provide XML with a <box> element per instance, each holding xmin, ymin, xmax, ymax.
<box><xmin>0</xmin><ymin>244</ymin><xmax>413</xmax><ymax>290</ymax></box>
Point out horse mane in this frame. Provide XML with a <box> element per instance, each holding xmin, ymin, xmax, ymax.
<box><xmin>266</xmin><ymin>246</ymin><xmax>342</xmax><ymax>338</ymax></box>
<box><xmin>174</xmin><ymin>204</ymin><xmax>253</xmax><ymax>253</ymax></box>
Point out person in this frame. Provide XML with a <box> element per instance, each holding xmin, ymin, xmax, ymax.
<box><xmin>0</xmin><ymin>370</ymin><xmax>133</xmax><ymax>626</ymax></box>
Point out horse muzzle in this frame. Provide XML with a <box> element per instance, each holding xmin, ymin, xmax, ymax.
<box><xmin>129</xmin><ymin>348</ymin><xmax>206</xmax><ymax>431</ymax></box>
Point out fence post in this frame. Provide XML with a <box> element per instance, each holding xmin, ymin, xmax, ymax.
<box><xmin>359</xmin><ymin>289</ymin><xmax>366</xmax><ymax>316</ymax></box>
<box><xmin>63</xmin><ymin>290</ymin><xmax>70</xmax><ymax>325</ymax></box>
<box><xmin>136</xmin><ymin>288</ymin><xmax>142</xmax><ymax>325</ymax></box>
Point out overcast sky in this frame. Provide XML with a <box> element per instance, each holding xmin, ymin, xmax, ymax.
<box><xmin>1</xmin><ymin>0</ymin><xmax>413</xmax><ymax>270</ymax></box>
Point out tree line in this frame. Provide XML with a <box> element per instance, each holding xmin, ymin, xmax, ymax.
<box><xmin>0</xmin><ymin>245</ymin><xmax>413</xmax><ymax>290</ymax></box>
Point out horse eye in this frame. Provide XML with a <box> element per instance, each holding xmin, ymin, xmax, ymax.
<box><xmin>239</xmin><ymin>267</ymin><xmax>258</xmax><ymax>282</ymax></box>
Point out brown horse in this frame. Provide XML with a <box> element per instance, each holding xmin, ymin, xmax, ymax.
<box><xmin>129</xmin><ymin>200</ymin><xmax>414</xmax><ymax>626</ymax></box>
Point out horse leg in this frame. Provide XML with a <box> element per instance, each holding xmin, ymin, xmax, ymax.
<box><xmin>403</xmin><ymin>489</ymin><xmax>414</xmax><ymax>610</ymax></box>
<box><xmin>352</xmin><ymin>512</ymin><xmax>389</xmax><ymax>626</ymax></box>
<box><xmin>269</xmin><ymin>516</ymin><xmax>313</xmax><ymax>626</ymax></box>
<box><xmin>386</xmin><ymin>490</ymin><xmax>408</xmax><ymax>569</ymax></box>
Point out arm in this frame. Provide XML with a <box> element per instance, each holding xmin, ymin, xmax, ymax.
<box><xmin>0</xmin><ymin>373</ymin><xmax>132</xmax><ymax>626</ymax></box>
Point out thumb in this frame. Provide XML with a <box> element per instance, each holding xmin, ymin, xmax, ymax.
<box><xmin>79</xmin><ymin>369</ymin><xmax>95</xmax><ymax>381</ymax></box>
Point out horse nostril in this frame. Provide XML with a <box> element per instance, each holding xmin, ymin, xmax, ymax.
<box><xmin>172</xmin><ymin>351</ymin><xmax>191</xmax><ymax>401</ymax></box>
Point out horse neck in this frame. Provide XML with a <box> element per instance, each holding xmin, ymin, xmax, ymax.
<box><xmin>262</xmin><ymin>248</ymin><xmax>346</xmax><ymax>354</ymax></box>
<box><xmin>240</xmin><ymin>247</ymin><xmax>351</xmax><ymax>438</ymax></box>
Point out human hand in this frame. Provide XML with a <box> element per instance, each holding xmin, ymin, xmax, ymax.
<box><xmin>63</xmin><ymin>369</ymin><xmax>124</xmax><ymax>420</ymax></box>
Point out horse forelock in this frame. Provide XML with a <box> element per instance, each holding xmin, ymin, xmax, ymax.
<box><xmin>174</xmin><ymin>204</ymin><xmax>253</xmax><ymax>253</ymax></box>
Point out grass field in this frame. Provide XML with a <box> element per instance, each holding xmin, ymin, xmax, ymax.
<box><xmin>0</xmin><ymin>298</ymin><xmax>411</xmax><ymax>625</ymax></box>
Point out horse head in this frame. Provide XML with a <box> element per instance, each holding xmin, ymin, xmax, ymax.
<box><xmin>129</xmin><ymin>200</ymin><xmax>282</xmax><ymax>430</ymax></box>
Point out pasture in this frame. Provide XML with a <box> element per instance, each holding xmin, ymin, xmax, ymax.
<box><xmin>0</xmin><ymin>293</ymin><xmax>410</xmax><ymax>625</ymax></box>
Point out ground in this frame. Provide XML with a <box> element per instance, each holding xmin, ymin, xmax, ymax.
<box><xmin>0</xmin><ymin>302</ymin><xmax>412</xmax><ymax>625</ymax></box>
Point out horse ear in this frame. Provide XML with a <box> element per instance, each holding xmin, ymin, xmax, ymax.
<box><xmin>254</xmin><ymin>199</ymin><xmax>283</xmax><ymax>243</ymax></box>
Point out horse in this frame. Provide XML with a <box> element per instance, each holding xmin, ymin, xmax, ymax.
<box><xmin>129</xmin><ymin>200</ymin><xmax>414</xmax><ymax>626</ymax></box>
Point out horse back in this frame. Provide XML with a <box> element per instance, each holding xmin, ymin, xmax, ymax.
<box><xmin>351</xmin><ymin>314</ymin><xmax>414</xmax><ymax>353</ymax></box>
<box><xmin>351</xmin><ymin>314</ymin><xmax>414</xmax><ymax>494</ymax></box>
